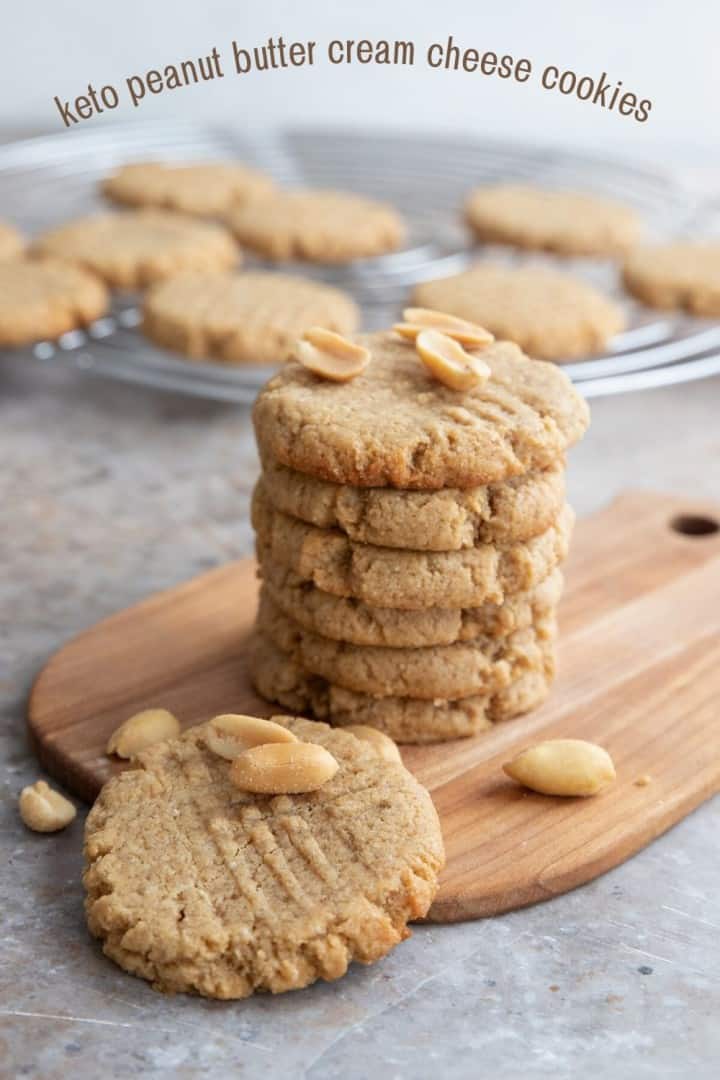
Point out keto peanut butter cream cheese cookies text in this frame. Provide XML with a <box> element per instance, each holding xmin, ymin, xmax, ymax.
<box><xmin>249</xmin><ymin>321</ymin><xmax>589</xmax><ymax>742</ymax></box>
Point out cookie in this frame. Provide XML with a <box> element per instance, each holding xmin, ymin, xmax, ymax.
<box><xmin>257</xmin><ymin>588</ymin><xmax>556</xmax><ymax>700</ymax></box>
<box><xmin>260</xmin><ymin>557</ymin><xmax>564</xmax><ymax>648</ymax></box>
<box><xmin>622</xmin><ymin>243</ymin><xmax>720</xmax><ymax>316</ymax></box>
<box><xmin>84</xmin><ymin>716</ymin><xmax>444</xmax><ymax>998</ymax></box>
<box><xmin>259</xmin><ymin>454</ymin><xmax>566</xmax><ymax>549</ymax></box>
<box><xmin>412</xmin><ymin>264</ymin><xmax>625</xmax><ymax>361</ymax></box>
<box><xmin>465</xmin><ymin>184</ymin><xmax>641</xmax><ymax>256</ymax></box>
<box><xmin>0</xmin><ymin>220</ymin><xmax>23</xmax><ymax>260</ymax></box>
<box><xmin>253</xmin><ymin>332</ymin><xmax>589</xmax><ymax>490</ymax></box>
<box><xmin>34</xmin><ymin>210</ymin><xmax>238</xmax><ymax>289</ymax></box>
<box><xmin>225</xmin><ymin>189</ymin><xmax>405</xmax><ymax>263</ymax></box>
<box><xmin>143</xmin><ymin>271</ymin><xmax>359</xmax><ymax>365</ymax></box>
<box><xmin>250</xmin><ymin>634</ymin><xmax>554</xmax><ymax>742</ymax></box>
<box><xmin>103</xmin><ymin>161</ymin><xmax>274</xmax><ymax>216</ymax></box>
<box><xmin>253</xmin><ymin>481</ymin><xmax>573</xmax><ymax>610</ymax></box>
<box><xmin>0</xmin><ymin>257</ymin><xmax>109</xmax><ymax>347</ymax></box>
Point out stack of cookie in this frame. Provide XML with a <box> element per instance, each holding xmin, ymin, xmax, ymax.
<box><xmin>249</xmin><ymin>317</ymin><xmax>590</xmax><ymax>743</ymax></box>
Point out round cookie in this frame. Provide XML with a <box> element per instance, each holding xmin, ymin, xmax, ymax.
<box><xmin>253</xmin><ymin>481</ymin><xmax>573</xmax><ymax>610</ymax></box>
<box><xmin>225</xmin><ymin>189</ymin><xmax>405</xmax><ymax>263</ymax></box>
<box><xmin>257</xmin><ymin>587</ymin><xmax>557</xmax><ymax>700</ymax></box>
<box><xmin>253</xmin><ymin>332</ymin><xmax>590</xmax><ymax>490</ymax></box>
<box><xmin>0</xmin><ymin>257</ymin><xmax>109</xmax><ymax>347</ymax></box>
<box><xmin>251</xmin><ymin>634</ymin><xmax>554</xmax><ymax>743</ymax></box>
<box><xmin>465</xmin><ymin>184</ymin><xmax>641</xmax><ymax>256</ymax></box>
<box><xmin>84</xmin><ymin>716</ymin><xmax>444</xmax><ymax>998</ymax></box>
<box><xmin>34</xmin><ymin>210</ymin><xmax>238</xmax><ymax>289</ymax></box>
<box><xmin>412</xmin><ymin>264</ymin><xmax>625</xmax><ymax>361</ymax></box>
<box><xmin>143</xmin><ymin>271</ymin><xmax>359</xmax><ymax>365</ymax></box>
<box><xmin>103</xmin><ymin>160</ymin><xmax>274</xmax><ymax>216</ymax></box>
<box><xmin>260</xmin><ymin>557</ymin><xmax>564</xmax><ymax>648</ymax></box>
<box><xmin>622</xmin><ymin>243</ymin><xmax>720</xmax><ymax>316</ymax></box>
<box><xmin>259</xmin><ymin>455</ymin><xmax>566</xmax><ymax>549</ymax></box>
<box><xmin>0</xmin><ymin>220</ymin><xmax>23</xmax><ymax>260</ymax></box>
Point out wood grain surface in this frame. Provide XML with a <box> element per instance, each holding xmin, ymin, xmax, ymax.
<box><xmin>27</xmin><ymin>491</ymin><xmax>720</xmax><ymax>922</ymax></box>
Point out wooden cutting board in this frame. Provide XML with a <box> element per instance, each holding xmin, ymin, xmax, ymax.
<box><xmin>27</xmin><ymin>492</ymin><xmax>720</xmax><ymax>922</ymax></box>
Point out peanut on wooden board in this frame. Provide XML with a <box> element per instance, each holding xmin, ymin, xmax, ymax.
<box><xmin>503</xmin><ymin>739</ymin><xmax>616</xmax><ymax>797</ymax></box>
<box><xmin>106</xmin><ymin>708</ymin><xmax>180</xmax><ymax>759</ymax></box>
<box><xmin>344</xmin><ymin>724</ymin><xmax>402</xmax><ymax>764</ymax></box>
<box><xmin>294</xmin><ymin>327</ymin><xmax>370</xmax><ymax>382</ymax></box>
<box><xmin>203</xmin><ymin>713</ymin><xmax>298</xmax><ymax>761</ymax></box>
<box><xmin>415</xmin><ymin>329</ymin><xmax>491</xmax><ymax>391</ymax></box>
<box><xmin>19</xmin><ymin>780</ymin><xmax>77</xmax><ymax>833</ymax></box>
<box><xmin>394</xmin><ymin>307</ymin><xmax>495</xmax><ymax>348</ymax></box>
<box><xmin>230</xmin><ymin>742</ymin><xmax>339</xmax><ymax>795</ymax></box>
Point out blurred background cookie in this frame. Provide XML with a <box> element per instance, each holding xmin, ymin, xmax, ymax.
<box><xmin>33</xmin><ymin>210</ymin><xmax>238</xmax><ymax>289</ymax></box>
<box><xmin>465</xmin><ymin>184</ymin><xmax>641</xmax><ymax>256</ymax></box>
<box><xmin>412</xmin><ymin>264</ymin><xmax>625</xmax><ymax>360</ymax></box>
<box><xmin>143</xmin><ymin>270</ymin><xmax>359</xmax><ymax>364</ymax></box>
<box><xmin>0</xmin><ymin>256</ymin><xmax>108</xmax><ymax>346</ymax></box>
<box><xmin>623</xmin><ymin>243</ymin><xmax>720</xmax><ymax>315</ymax></box>
<box><xmin>225</xmin><ymin>188</ymin><xmax>406</xmax><ymax>263</ymax></box>
<box><xmin>0</xmin><ymin>219</ymin><xmax>23</xmax><ymax>260</ymax></box>
<box><xmin>102</xmin><ymin>160</ymin><xmax>274</xmax><ymax>216</ymax></box>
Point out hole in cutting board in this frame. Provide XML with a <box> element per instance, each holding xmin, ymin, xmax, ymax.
<box><xmin>670</xmin><ymin>514</ymin><xmax>720</xmax><ymax>537</ymax></box>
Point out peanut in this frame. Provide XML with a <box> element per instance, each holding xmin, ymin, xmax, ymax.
<box><xmin>106</xmin><ymin>707</ymin><xmax>180</xmax><ymax>759</ymax></box>
<box><xmin>503</xmin><ymin>739</ymin><xmax>616</xmax><ymax>797</ymax></box>
<box><xmin>19</xmin><ymin>780</ymin><xmax>76</xmax><ymax>833</ymax></box>
<box><xmin>394</xmin><ymin>307</ymin><xmax>494</xmax><ymax>348</ymax></box>
<box><xmin>344</xmin><ymin>724</ymin><xmax>402</xmax><ymax>764</ymax></box>
<box><xmin>204</xmin><ymin>713</ymin><xmax>298</xmax><ymax>760</ymax></box>
<box><xmin>415</xmin><ymin>329</ymin><xmax>491</xmax><ymax>391</ymax></box>
<box><xmin>230</xmin><ymin>742</ymin><xmax>339</xmax><ymax>794</ymax></box>
<box><xmin>294</xmin><ymin>327</ymin><xmax>370</xmax><ymax>382</ymax></box>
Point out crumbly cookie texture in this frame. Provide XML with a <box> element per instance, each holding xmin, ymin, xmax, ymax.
<box><xmin>0</xmin><ymin>257</ymin><xmax>109</xmax><ymax>347</ymax></box>
<box><xmin>84</xmin><ymin>716</ymin><xmax>444</xmax><ymax>998</ymax></box>
<box><xmin>225</xmin><ymin>189</ymin><xmax>406</xmax><ymax>263</ymax></box>
<box><xmin>257</xmin><ymin>588</ymin><xmax>556</xmax><ymax>700</ymax></box>
<box><xmin>33</xmin><ymin>210</ymin><xmax>238</xmax><ymax>289</ymax></box>
<box><xmin>622</xmin><ymin>243</ymin><xmax>720</xmax><ymax>316</ymax></box>
<box><xmin>253</xmin><ymin>481</ymin><xmax>573</xmax><ymax>610</ymax></box>
<box><xmin>253</xmin><ymin>332</ymin><xmax>589</xmax><ymax>489</ymax></box>
<box><xmin>102</xmin><ymin>161</ymin><xmax>274</xmax><ymax>216</ymax></box>
<box><xmin>250</xmin><ymin>634</ymin><xmax>554</xmax><ymax>743</ymax></box>
<box><xmin>259</xmin><ymin>454</ymin><xmax>566</xmax><ymax>550</ymax></box>
<box><xmin>465</xmin><ymin>184</ymin><xmax>641</xmax><ymax>256</ymax></box>
<box><xmin>412</xmin><ymin>264</ymin><xmax>625</xmax><ymax>361</ymax></box>
<box><xmin>0</xmin><ymin>220</ymin><xmax>24</xmax><ymax>260</ymax></box>
<box><xmin>260</xmin><ymin>557</ymin><xmax>563</xmax><ymax>648</ymax></box>
<box><xmin>142</xmin><ymin>271</ymin><xmax>359</xmax><ymax>365</ymax></box>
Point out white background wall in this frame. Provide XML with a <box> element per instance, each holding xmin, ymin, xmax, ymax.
<box><xmin>1</xmin><ymin>0</ymin><xmax>718</xmax><ymax>162</ymax></box>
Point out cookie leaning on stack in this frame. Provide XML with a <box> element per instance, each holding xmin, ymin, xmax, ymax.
<box><xmin>250</xmin><ymin>318</ymin><xmax>590</xmax><ymax>742</ymax></box>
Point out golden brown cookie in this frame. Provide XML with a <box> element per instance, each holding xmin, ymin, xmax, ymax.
<box><xmin>142</xmin><ymin>271</ymin><xmax>359</xmax><ymax>364</ymax></box>
<box><xmin>253</xmin><ymin>481</ymin><xmax>573</xmax><ymax>610</ymax></box>
<box><xmin>250</xmin><ymin>634</ymin><xmax>554</xmax><ymax>742</ymax></box>
<box><xmin>260</xmin><ymin>557</ymin><xmax>563</xmax><ymax>648</ymax></box>
<box><xmin>257</xmin><ymin>587</ymin><xmax>556</xmax><ymax>700</ymax></box>
<box><xmin>84</xmin><ymin>716</ymin><xmax>444</xmax><ymax>997</ymax></box>
<box><xmin>253</xmin><ymin>332</ymin><xmax>589</xmax><ymax>489</ymax></box>
<box><xmin>622</xmin><ymin>243</ymin><xmax>720</xmax><ymax>315</ymax></box>
<box><xmin>225</xmin><ymin>189</ymin><xmax>405</xmax><ymax>263</ymax></box>
<box><xmin>465</xmin><ymin>184</ymin><xmax>641</xmax><ymax>256</ymax></box>
<box><xmin>0</xmin><ymin>257</ymin><xmax>109</xmax><ymax>347</ymax></box>
<box><xmin>34</xmin><ymin>210</ymin><xmax>238</xmax><ymax>289</ymax></box>
<box><xmin>0</xmin><ymin>220</ymin><xmax>23</xmax><ymax>260</ymax></box>
<box><xmin>259</xmin><ymin>455</ymin><xmax>566</xmax><ymax>549</ymax></box>
<box><xmin>412</xmin><ymin>264</ymin><xmax>625</xmax><ymax>361</ymax></box>
<box><xmin>102</xmin><ymin>161</ymin><xmax>274</xmax><ymax>216</ymax></box>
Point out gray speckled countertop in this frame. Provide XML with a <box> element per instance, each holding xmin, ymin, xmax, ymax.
<box><xmin>2</xmin><ymin>354</ymin><xmax>719</xmax><ymax>1079</ymax></box>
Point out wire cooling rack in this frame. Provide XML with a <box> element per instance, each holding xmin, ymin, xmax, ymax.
<box><xmin>2</xmin><ymin>122</ymin><xmax>719</xmax><ymax>402</ymax></box>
